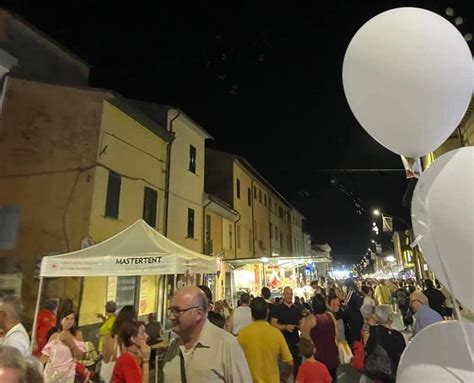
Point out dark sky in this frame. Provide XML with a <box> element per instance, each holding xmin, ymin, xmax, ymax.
<box><xmin>5</xmin><ymin>0</ymin><xmax>472</xmax><ymax>263</ymax></box>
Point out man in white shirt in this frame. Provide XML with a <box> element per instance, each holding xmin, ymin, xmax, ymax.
<box><xmin>163</xmin><ymin>286</ymin><xmax>251</xmax><ymax>382</ymax></box>
<box><xmin>228</xmin><ymin>293</ymin><xmax>252</xmax><ymax>336</ymax></box>
<box><xmin>0</xmin><ymin>295</ymin><xmax>30</xmax><ymax>356</ymax></box>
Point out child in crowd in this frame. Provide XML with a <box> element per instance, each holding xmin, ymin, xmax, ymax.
<box><xmin>296</xmin><ymin>337</ymin><xmax>332</xmax><ymax>383</ymax></box>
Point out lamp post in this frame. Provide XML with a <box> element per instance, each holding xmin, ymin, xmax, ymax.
<box><xmin>371</xmin><ymin>209</ymin><xmax>410</xmax><ymax>229</ymax></box>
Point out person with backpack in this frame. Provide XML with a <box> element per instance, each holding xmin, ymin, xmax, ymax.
<box><xmin>362</xmin><ymin>305</ymin><xmax>406</xmax><ymax>383</ymax></box>
<box><xmin>394</xmin><ymin>282</ymin><xmax>409</xmax><ymax>318</ymax></box>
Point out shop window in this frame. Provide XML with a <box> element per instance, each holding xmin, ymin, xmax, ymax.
<box><xmin>187</xmin><ymin>208</ymin><xmax>195</xmax><ymax>238</ymax></box>
<box><xmin>236</xmin><ymin>178</ymin><xmax>241</xmax><ymax>199</ymax></box>
<box><xmin>143</xmin><ymin>187</ymin><xmax>157</xmax><ymax>227</ymax></box>
<box><xmin>189</xmin><ymin>145</ymin><xmax>197</xmax><ymax>173</ymax></box>
<box><xmin>114</xmin><ymin>276</ymin><xmax>139</xmax><ymax>312</ymax></box>
<box><xmin>105</xmin><ymin>171</ymin><xmax>121</xmax><ymax>218</ymax></box>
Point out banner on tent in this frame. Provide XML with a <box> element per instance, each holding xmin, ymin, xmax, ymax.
<box><xmin>40</xmin><ymin>254</ymin><xmax>217</xmax><ymax>277</ymax></box>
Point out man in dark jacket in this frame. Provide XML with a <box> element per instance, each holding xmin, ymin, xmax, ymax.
<box><xmin>423</xmin><ymin>279</ymin><xmax>445</xmax><ymax>317</ymax></box>
<box><xmin>342</xmin><ymin>278</ymin><xmax>364</xmax><ymax>345</ymax></box>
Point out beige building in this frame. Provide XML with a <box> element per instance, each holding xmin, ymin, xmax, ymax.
<box><xmin>205</xmin><ymin>149</ymin><xmax>306</xmax><ymax>298</ymax></box>
<box><xmin>133</xmin><ymin>103</ymin><xmax>213</xmax><ymax>254</ymax></box>
<box><xmin>203</xmin><ymin>194</ymin><xmax>239</xmax><ymax>301</ymax></box>
<box><xmin>0</xmin><ymin>76</ymin><xmax>173</xmax><ymax>326</ymax></box>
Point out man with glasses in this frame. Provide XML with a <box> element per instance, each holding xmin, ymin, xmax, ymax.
<box><xmin>162</xmin><ymin>286</ymin><xmax>251</xmax><ymax>382</ymax></box>
<box><xmin>410</xmin><ymin>291</ymin><xmax>443</xmax><ymax>336</ymax></box>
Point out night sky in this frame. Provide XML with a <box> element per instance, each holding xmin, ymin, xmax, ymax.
<box><xmin>5</xmin><ymin>0</ymin><xmax>472</xmax><ymax>263</ymax></box>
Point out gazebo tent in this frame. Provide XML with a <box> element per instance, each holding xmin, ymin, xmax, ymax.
<box><xmin>32</xmin><ymin>219</ymin><xmax>216</xmax><ymax>351</ymax></box>
<box><xmin>40</xmin><ymin>219</ymin><xmax>216</xmax><ymax>277</ymax></box>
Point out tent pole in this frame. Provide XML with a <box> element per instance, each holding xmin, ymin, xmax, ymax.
<box><xmin>173</xmin><ymin>273</ymin><xmax>177</xmax><ymax>292</ymax></box>
<box><xmin>30</xmin><ymin>276</ymin><xmax>44</xmax><ymax>355</ymax></box>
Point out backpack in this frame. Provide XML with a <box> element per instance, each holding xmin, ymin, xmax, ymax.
<box><xmin>363</xmin><ymin>327</ymin><xmax>393</xmax><ymax>381</ymax></box>
<box><xmin>395</xmin><ymin>289</ymin><xmax>408</xmax><ymax>307</ymax></box>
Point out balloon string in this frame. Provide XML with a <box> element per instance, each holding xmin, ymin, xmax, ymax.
<box><xmin>412</xmin><ymin>204</ymin><xmax>474</xmax><ymax>363</ymax></box>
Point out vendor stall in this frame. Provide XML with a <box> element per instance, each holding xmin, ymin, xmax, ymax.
<box><xmin>32</xmin><ymin>219</ymin><xmax>217</xmax><ymax>351</ymax></box>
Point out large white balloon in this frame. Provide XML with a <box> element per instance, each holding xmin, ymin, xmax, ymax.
<box><xmin>411</xmin><ymin>147</ymin><xmax>474</xmax><ymax>310</ymax></box>
<box><xmin>342</xmin><ymin>7</ymin><xmax>473</xmax><ymax>158</ymax></box>
<box><xmin>397</xmin><ymin>321</ymin><xmax>474</xmax><ymax>382</ymax></box>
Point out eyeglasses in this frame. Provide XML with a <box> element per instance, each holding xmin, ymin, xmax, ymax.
<box><xmin>167</xmin><ymin>306</ymin><xmax>201</xmax><ymax>317</ymax></box>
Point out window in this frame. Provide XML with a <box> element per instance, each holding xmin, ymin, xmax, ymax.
<box><xmin>236</xmin><ymin>178</ymin><xmax>241</xmax><ymax>199</ymax></box>
<box><xmin>280</xmin><ymin>232</ymin><xmax>284</xmax><ymax>249</ymax></box>
<box><xmin>269</xmin><ymin>197</ymin><xmax>272</xmax><ymax>211</ymax></box>
<box><xmin>253</xmin><ymin>185</ymin><xmax>257</xmax><ymax>198</ymax></box>
<box><xmin>247</xmin><ymin>188</ymin><xmax>251</xmax><ymax>206</ymax></box>
<box><xmin>105</xmin><ymin>171</ymin><xmax>121</xmax><ymax>218</ymax></box>
<box><xmin>187</xmin><ymin>208</ymin><xmax>195</xmax><ymax>238</ymax></box>
<box><xmin>270</xmin><ymin>223</ymin><xmax>273</xmax><ymax>239</ymax></box>
<box><xmin>287</xmin><ymin>235</ymin><xmax>291</xmax><ymax>251</ymax></box>
<box><xmin>0</xmin><ymin>206</ymin><xmax>21</xmax><ymax>250</ymax></box>
<box><xmin>143</xmin><ymin>187</ymin><xmax>157</xmax><ymax>227</ymax></box>
<box><xmin>258</xmin><ymin>189</ymin><xmax>262</xmax><ymax>203</ymax></box>
<box><xmin>275</xmin><ymin>226</ymin><xmax>278</xmax><ymax>241</ymax></box>
<box><xmin>189</xmin><ymin>145</ymin><xmax>197</xmax><ymax>173</ymax></box>
<box><xmin>229</xmin><ymin>224</ymin><xmax>233</xmax><ymax>249</ymax></box>
<box><xmin>279</xmin><ymin>206</ymin><xmax>283</xmax><ymax>219</ymax></box>
<box><xmin>264</xmin><ymin>194</ymin><xmax>267</xmax><ymax>207</ymax></box>
<box><xmin>237</xmin><ymin>226</ymin><xmax>241</xmax><ymax>249</ymax></box>
<box><xmin>114</xmin><ymin>276</ymin><xmax>139</xmax><ymax>312</ymax></box>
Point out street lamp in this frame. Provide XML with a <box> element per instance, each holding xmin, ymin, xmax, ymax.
<box><xmin>373</xmin><ymin>209</ymin><xmax>381</xmax><ymax>216</ymax></box>
<box><xmin>371</xmin><ymin>239</ymin><xmax>375</xmax><ymax>243</ymax></box>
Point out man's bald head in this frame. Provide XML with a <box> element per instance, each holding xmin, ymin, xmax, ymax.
<box><xmin>174</xmin><ymin>286</ymin><xmax>208</xmax><ymax>313</ymax></box>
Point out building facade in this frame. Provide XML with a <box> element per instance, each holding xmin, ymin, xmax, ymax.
<box><xmin>0</xmin><ymin>76</ymin><xmax>173</xmax><ymax>326</ymax></box>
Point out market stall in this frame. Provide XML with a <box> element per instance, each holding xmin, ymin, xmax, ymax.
<box><xmin>32</xmin><ymin>219</ymin><xmax>217</xmax><ymax>350</ymax></box>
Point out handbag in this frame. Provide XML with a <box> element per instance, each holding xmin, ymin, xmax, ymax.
<box><xmin>351</xmin><ymin>340</ymin><xmax>365</xmax><ymax>372</ymax></box>
<box><xmin>328</xmin><ymin>312</ymin><xmax>353</xmax><ymax>365</ymax></box>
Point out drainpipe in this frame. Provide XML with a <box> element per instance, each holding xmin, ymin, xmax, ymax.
<box><xmin>164</xmin><ymin>110</ymin><xmax>180</xmax><ymax>236</ymax></box>
<box><xmin>251</xmin><ymin>180</ymin><xmax>256</xmax><ymax>259</ymax></box>
<box><xmin>234</xmin><ymin>214</ymin><xmax>241</xmax><ymax>259</ymax></box>
<box><xmin>202</xmin><ymin>197</ymin><xmax>212</xmax><ymax>254</ymax></box>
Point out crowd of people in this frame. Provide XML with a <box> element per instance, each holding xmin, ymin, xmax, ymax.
<box><xmin>0</xmin><ymin>276</ymin><xmax>464</xmax><ymax>383</ymax></box>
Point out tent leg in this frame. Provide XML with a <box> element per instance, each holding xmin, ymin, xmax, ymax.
<box><xmin>30</xmin><ymin>276</ymin><xmax>44</xmax><ymax>355</ymax></box>
<box><xmin>173</xmin><ymin>274</ymin><xmax>177</xmax><ymax>291</ymax></box>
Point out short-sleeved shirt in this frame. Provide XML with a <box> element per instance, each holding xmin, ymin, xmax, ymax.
<box><xmin>414</xmin><ymin>305</ymin><xmax>443</xmax><ymax>335</ymax></box>
<box><xmin>296</xmin><ymin>360</ymin><xmax>332</xmax><ymax>383</ymax></box>
<box><xmin>163</xmin><ymin>320</ymin><xmax>252</xmax><ymax>382</ymax></box>
<box><xmin>112</xmin><ymin>352</ymin><xmax>142</xmax><ymax>383</ymax></box>
<box><xmin>271</xmin><ymin>303</ymin><xmax>303</xmax><ymax>349</ymax></box>
<box><xmin>1</xmin><ymin>323</ymin><xmax>30</xmax><ymax>356</ymax></box>
<box><xmin>237</xmin><ymin>320</ymin><xmax>293</xmax><ymax>383</ymax></box>
<box><xmin>99</xmin><ymin>315</ymin><xmax>116</xmax><ymax>352</ymax></box>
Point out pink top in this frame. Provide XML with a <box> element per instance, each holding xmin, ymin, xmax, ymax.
<box><xmin>42</xmin><ymin>337</ymin><xmax>85</xmax><ymax>382</ymax></box>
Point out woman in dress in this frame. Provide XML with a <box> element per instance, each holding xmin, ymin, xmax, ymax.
<box><xmin>41</xmin><ymin>310</ymin><xmax>85</xmax><ymax>383</ymax></box>
<box><xmin>112</xmin><ymin>321</ymin><xmax>151</xmax><ymax>383</ymax></box>
<box><xmin>301</xmin><ymin>294</ymin><xmax>339</xmax><ymax>383</ymax></box>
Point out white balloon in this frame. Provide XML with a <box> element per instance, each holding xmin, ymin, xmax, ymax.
<box><xmin>397</xmin><ymin>321</ymin><xmax>474</xmax><ymax>382</ymax></box>
<box><xmin>342</xmin><ymin>7</ymin><xmax>473</xmax><ymax>158</ymax></box>
<box><xmin>411</xmin><ymin>147</ymin><xmax>474</xmax><ymax>310</ymax></box>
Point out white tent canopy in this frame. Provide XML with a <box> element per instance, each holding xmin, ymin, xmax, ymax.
<box><xmin>40</xmin><ymin>219</ymin><xmax>217</xmax><ymax>277</ymax></box>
